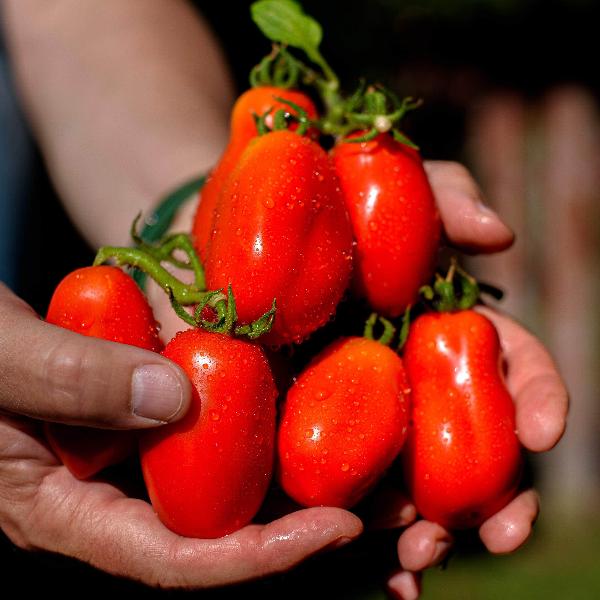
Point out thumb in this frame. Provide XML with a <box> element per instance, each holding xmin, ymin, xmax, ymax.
<box><xmin>0</xmin><ymin>283</ymin><xmax>191</xmax><ymax>429</ymax></box>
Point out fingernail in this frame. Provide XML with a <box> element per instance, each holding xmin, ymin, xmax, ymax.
<box><xmin>327</xmin><ymin>536</ymin><xmax>354</xmax><ymax>551</ymax></box>
<box><xmin>432</xmin><ymin>540</ymin><xmax>451</xmax><ymax>565</ymax></box>
<box><xmin>475</xmin><ymin>198</ymin><xmax>496</xmax><ymax>215</ymax></box>
<box><xmin>132</xmin><ymin>364</ymin><xmax>185</xmax><ymax>422</ymax></box>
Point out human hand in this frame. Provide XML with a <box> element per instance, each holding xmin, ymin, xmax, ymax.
<box><xmin>382</xmin><ymin>161</ymin><xmax>569</xmax><ymax>599</ymax></box>
<box><xmin>0</xmin><ymin>283</ymin><xmax>362</xmax><ymax>586</ymax></box>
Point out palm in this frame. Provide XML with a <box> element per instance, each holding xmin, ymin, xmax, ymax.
<box><xmin>0</xmin><ymin>414</ymin><xmax>361</xmax><ymax>586</ymax></box>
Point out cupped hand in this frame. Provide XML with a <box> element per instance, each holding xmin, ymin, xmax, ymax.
<box><xmin>385</xmin><ymin>161</ymin><xmax>568</xmax><ymax>600</ymax></box>
<box><xmin>0</xmin><ymin>283</ymin><xmax>363</xmax><ymax>587</ymax></box>
<box><xmin>0</xmin><ymin>413</ymin><xmax>362</xmax><ymax>587</ymax></box>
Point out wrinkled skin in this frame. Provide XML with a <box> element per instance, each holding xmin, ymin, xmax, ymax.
<box><xmin>0</xmin><ymin>162</ymin><xmax>568</xmax><ymax>592</ymax></box>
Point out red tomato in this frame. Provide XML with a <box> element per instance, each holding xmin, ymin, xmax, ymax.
<box><xmin>192</xmin><ymin>86</ymin><xmax>318</xmax><ymax>261</ymax></box>
<box><xmin>42</xmin><ymin>423</ymin><xmax>136</xmax><ymax>481</ymax></box>
<box><xmin>332</xmin><ymin>133</ymin><xmax>441</xmax><ymax>316</ymax></box>
<box><xmin>139</xmin><ymin>329</ymin><xmax>277</xmax><ymax>538</ymax></box>
<box><xmin>45</xmin><ymin>265</ymin><xmax>162</xmax><ymax>479</ymax></box>
<box><xmin>204</xmin><ymin>130</ymin><xmax>353</xmax><ymax>346</ymax></box>
<box><xmin>278</xmin><ymin>337</ymin><xmax>410</xmax><ymax>508</ymax></box>
<box><xmin>402</xmin><ymin>310</ymin><xmax>522</xmax><ymax>529</ymax></box>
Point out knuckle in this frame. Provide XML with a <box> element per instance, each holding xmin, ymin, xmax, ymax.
<box><xmin>439</xmin><ymin>160</ymin><xmax>471</xmax><ymax>183</ymax></box>
<box><xmin>41</xmin><ymin>338</ymin><xmax>113</xmax><ymax>424</ymax></box>
<box><xmin>41</xmin><ymin>338</ymin><xmax>87</xmax><ymax>419</ymax></box>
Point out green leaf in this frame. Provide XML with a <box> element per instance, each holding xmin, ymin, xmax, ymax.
<box><xmin>251</xmin><ymin>0</ymin><xmax>322</xmax><ymax>59</ymax></box>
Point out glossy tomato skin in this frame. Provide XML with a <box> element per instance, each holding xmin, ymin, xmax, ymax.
<box><xmin>402</xmin><ymin>310</ymin><xmax>522</xmax><ymax>529</ymax></box>
<box><xmin>45</xmin><ymin>265</ymin><xmax>162</xmax><ymax>479</ymax></box>
<box><xmin>192</xmin><ymin>87</ymin><xmax>318</xmax><ymax>261</ymax></box>
<box><xmin>140</xmin><ymin>329</ymin><xmax>277</xmax><ymax>538</ymax></box>
<box><xmin>46</xmin><ymin>265</ymin><xmax>162</xmax><ymax>351</ymax></box>
<box><xmin>204</xmin><ymin>130</ymin><xmax>353</xmax><ymax>346</ymax></box>
<box><xmin>332</xmin><ymin>133</ymin><xmax>441</xmax><ymax>316</ymax></box>
<box><xmin>278</xmin><ymin>337</ymin><xmax>410</xmax><ymax>508</ymax></box>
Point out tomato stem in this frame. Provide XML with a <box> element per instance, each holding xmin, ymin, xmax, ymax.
<box><xmin>250</xmin><ymin>45</ymin><xmax>300</xmax><ymax>89</ymax></box>
<box><xmin>397</xmin><ymin>306</ymin><xmax>412</xmax><ymax>351</ymax></box>
<box><xmin>364</xmin><ymin>312</ymin><xmax>396</xmax><ymax>346</ymax></box>
<box><xmin>94</xmin><ymin>246</ymin><xmax>207</xmax><ymax>305</ymax></box>
<box><xmin>419</xmin><ymin>258</ymin><xmax>482</xmax><ymax>313</ymax></box>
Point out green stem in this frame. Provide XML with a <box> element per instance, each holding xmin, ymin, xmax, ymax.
<box><xmin>94</xmin><ymin>247</ymin><xmax>206</xmax><ymax>305</ymax></box>
<box><xmin>142</xmin><ymin>233</ymin><xmax>205</xmax><ymax>290</ymax></box>
<box><xmin>364</xmin><ymin>312</ymin><xmax>396</xmax><ymax>346</ymax></box>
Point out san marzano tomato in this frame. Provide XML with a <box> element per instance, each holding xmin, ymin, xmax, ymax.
<box><xmin>332</xmin><ymin>133</ymin><xmax>440</xmax><ymax>316</ymax></box>
<box><xmin>140</xmin><ymin>329</ymin><xmax>277</xmax><ymax>538</ymax></box>
<box><xmin>204</xmin><ymin>129</ymin><xmax>353</xmax><ymax>346</ymax></box>
<box><xmin>278</xmin><ymin>336</ymin><xmax>410</xmax><ymax>508</ymax></box>
<box><xmin>402</xmin><ymin>310</ymin><xmax>522</xmax><ymax>529</ymax></box>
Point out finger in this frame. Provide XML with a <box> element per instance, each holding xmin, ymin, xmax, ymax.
<box><xmin>360</xmin><ymin>486</ymin><xmax>417</xmax><ymax>530</ymax></box>
<box><xmin>0</xmin><ymin>283</ymin><xmax>191</xmax><ymax>428</ymax></box>
<box><xmin>28</xmin><ymin>468</ymin><xmax>363</xmax><ymax>588</ymax></box>
<box><xmin>477</xmin><ymin>307</ymin><xmax>569</xmax><ymax>452</ymax></box>
<box><xmin>397</xmin><ymin>520</ymin><xmax>453</xmax><ymax>572</ymax></box>
<box><xmin>479</xmin><ymin>489</ymin><xmax>539</xmax><ymax>554</ymax></box>
<box><xmin>424</xmin><ymin>160</ymin><xmax>514</xmax><ymax>253</ymax></box>
<box><xmin>387</xmin><ymin>570</ymin><xmax>422</xmax><ymax>600</ymax></box>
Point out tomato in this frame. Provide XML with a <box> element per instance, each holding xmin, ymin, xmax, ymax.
<box><xmin>42</xmin><ymin>424</ymin><xmax>136</xmax><ymax>481</ymax></box>
<box><xmin>278</xmin><ymin>337</ymin><xmax>410</xmax><ymax>508</ymax></box>
<box><xmin>332</xmin><ymin>133</ymin><xmax>441</xmax><ymax>316</ymax></box>
<box><xmin>139</xmin><ymin>329</ymin><xmax>277</xmax><ymax>538</ymax></box>
<box><xmin>402</xmin><ymin>310</ymin><xmax>522</xmax><ymax>529</ymax></box>
<box><xmin>45</xmin><ymin>265</ymin><xmax>162</xmax><ymax>479</ymax></box>
<box><xmin>192</xmin><ymin>86</ymin><xmax>318</xmax><ymax>261</ymax></box>
<box><xmin>203</xmin><ymin>129</ymin><xmax>353</xmax><ymax>346</ymax></box>
<box><xmin>46</xmin><ymin>266</ymin><xmax>163</xmax><ymax>351</ymax></box>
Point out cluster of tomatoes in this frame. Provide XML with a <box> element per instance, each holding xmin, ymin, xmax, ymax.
<box><xmin>43</xmin><ymin>0</ymin><xmax>522</xmax><ymax>543</ymax></box>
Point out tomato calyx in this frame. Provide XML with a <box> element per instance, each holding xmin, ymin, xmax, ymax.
<box><xmin>250</xmin><ymin>45</ymin><xmax>300</xmax><ymax>90</ymax></box>
<box><xmin>363</xmin><ymin>305</ymin><xmax>412</xmax><ymax>351</ymax></box>
<box><xmin>169</xmin><ymin>285</ymin><xmax>277</xmax><ymax>340</ymax></box>
<box><xmin>254</xmin><ymin>96</ymin><xmax>312</xmax><ymax>136</ymax></box>
<box><xmin>334</xmin><ymin>84</ymin><xmax>421</xmax><ymax>148</ymax></box>
<box><xmin>420</xmin><ymin>258</ymin><xmax>482</xmax><ymax>313</ymax></box>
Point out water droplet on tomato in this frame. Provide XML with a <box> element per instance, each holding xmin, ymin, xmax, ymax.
<box><xmin>341</xmin><ymin>463</ymin><xmax>350</xmax><ymax>472</ymax></box>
